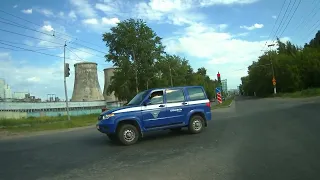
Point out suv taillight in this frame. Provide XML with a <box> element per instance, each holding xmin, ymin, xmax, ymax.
<box><xmin>206</xmin><ymin>102</ymin><xmax>211</xmax><ymax>108</ymax></box>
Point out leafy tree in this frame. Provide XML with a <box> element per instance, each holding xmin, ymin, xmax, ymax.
<box><xmin>103</xmin><ymin>18</ymin><xmax>164</xmax><ymax>101</ymax></box>
<box><xmin>239</xmin><ymin>30</ymin><xmax>320</xmax><ymax>97</ymax></box>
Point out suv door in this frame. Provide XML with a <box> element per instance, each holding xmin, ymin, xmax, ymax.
<box><xmin>165</xmin><ymin>88</ymin><xmax>188</xmax><ymax>125</ymax></box>
<box><xmin>142</xmin><ymin>90</ymin><xmax>169</xmax><ymax>129</ymax></box>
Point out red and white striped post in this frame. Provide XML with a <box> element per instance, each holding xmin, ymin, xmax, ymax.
<box><xmin>217</xmin><ymin>92</ymin><xmax>222</xmax><ymax>104</ymax></box>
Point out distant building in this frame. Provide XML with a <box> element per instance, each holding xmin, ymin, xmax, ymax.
<box><xmin>0</xmin><ymin>79</ymin><xmax>5</xmax><ymax>99</ymax></box>
<box><xmin>13</xmin><ymin>92</ymin><xmax>29</xmax><ymax>99</ymax></box>
<box><xmin>4</xmin><ymin>84</ymin><xmax>12</xmax><ymax>99</ymax></box>
<box><xmin>221</xmin><ymin>79</ymin><xmax>228</xmax><ymax>95</ymax></box>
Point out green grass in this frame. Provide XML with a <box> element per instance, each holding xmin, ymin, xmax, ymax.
<box><xmin>0</xmin><ymin>114</ymin><xmax>99</xmax><ymax>133</ymax></box>
<box><xmin>273</xmin><ymin>88</ymin><xmax>320</xmax><ymax>98</ymax></box>
<box><xmin>211</xmin><ymin>97</ymin><xmax>234</xmax><ymax>109</ymax></box>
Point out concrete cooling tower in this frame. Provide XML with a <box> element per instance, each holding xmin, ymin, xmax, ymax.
<box><xmin>103</xmin><ymin>67</ymin><xmax>118</xmax><ymax>102</ymax></box>
<box><xmin>71</xmin><ymin>62</ymin><xmax>104</xmax><ymax>102</ymax></box>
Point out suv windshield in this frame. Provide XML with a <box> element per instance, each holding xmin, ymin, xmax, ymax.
<box><xmin>127</xmin><ymin>90</ymin><xmax>148</xmax><ymax>106</ymax></box>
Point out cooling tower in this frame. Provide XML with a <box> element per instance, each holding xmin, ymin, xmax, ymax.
<box><xmin>103</xmin><ymin>67</ymin><xmax>118</xmax><ymax>102</ymax></box>
<box><xmin>71</xmin><ymin>62</ymin><xmax>104</xmax><ymax>102</ymax></box>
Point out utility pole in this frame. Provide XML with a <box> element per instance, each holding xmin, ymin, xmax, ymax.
<box><xmin>63</xmin><ymin>42</ymin><xmax>71</xmax><ymax>121</ymax></box>
<box><xmin>132</xmin><ymin>49</ymin><xmax>139</xmax><ymax>93</ymax></box>
<box><xmin>169</xmin><ymin>64</ymin><xmax>173</xmax><ymax>87</ymax></box>
<box><xmin>267</xmin><ymin>44</ymin><xmax>277</xmax><ymax>94</ymax></box>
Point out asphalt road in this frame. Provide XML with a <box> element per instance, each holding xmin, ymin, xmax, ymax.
<box><xmin>1</xmin><ymin>96</ymin><xmax>320</xmax><ymax>180</ymax></box>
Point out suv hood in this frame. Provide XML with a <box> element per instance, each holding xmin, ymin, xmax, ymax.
<box><xmin>101</xmin><ymin>105</ymin><xmax>140</xmax><ymax>115</ymax></box>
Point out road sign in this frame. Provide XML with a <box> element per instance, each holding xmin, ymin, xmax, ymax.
<box><xmin>215</xmin><ymin>87</ymin><xmax>221</xmax><ymax>93</ymax></box>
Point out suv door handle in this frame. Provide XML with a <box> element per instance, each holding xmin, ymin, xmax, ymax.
<box><xmin>182</xmin><ymin>102</ymin><xmax>188</xmax><ymax>105</ymax></box>
<box><xmin>159</xmin><ymin>104</ymin><xmax>165</xmax><ymax>107</ymax></box>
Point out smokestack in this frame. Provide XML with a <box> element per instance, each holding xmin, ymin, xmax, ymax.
<box><xmin>103</xmin><ymin>67</ymin><xmax>118</xmax><ymax>102</ymax></box>
<box><xmin>71</xmin><ymin>62</ymin><xmax>104</xmax><ymax>102</ymax></box>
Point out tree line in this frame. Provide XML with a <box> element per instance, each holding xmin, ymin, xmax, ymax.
<box><xmin>102</xmin><ymin>18</ymin><xmax>221</xmax><ymax>101</ymax></box>
<box><xmin>239</xmin><ymin>31</ymin><xmax>320</xmax><ymax>97</ymax></box>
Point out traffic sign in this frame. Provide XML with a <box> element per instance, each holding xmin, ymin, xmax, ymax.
<box><xmin>215</xmin><ymin>87</ymin><xmax>221</xmax><ymax>93</ymax></box>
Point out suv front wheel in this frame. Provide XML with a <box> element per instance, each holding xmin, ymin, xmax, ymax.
<box><xmin>188</xmin><ymin>115</ymin><xmax>205</xmax><ymax>134</ymax></box>
<box><xmin>117</xmin><ymin>124</ymin><xmax>139</xmax><ymax>145</ymax></box>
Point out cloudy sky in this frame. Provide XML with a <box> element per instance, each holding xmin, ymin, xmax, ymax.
<box><xmin>0</xmin><ymin>0</ymin><xmax>318</xmax><ymax>100</ymax></box>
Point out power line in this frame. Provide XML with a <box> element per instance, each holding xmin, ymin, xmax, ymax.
<box><xmin>292</xmin><ymin>0</ymin><xmax>319</xmax><ymax>35</ymax></box>
<box><xmin>67</xmin><ymin>46</ymin><xmax>106</xmax><ymax>58</ymax></box>
<box><xmin>0</xmin><ymin>9</ymin><xmax>106</xmax><ymax>51</ymax></box>
<box><xmin>271</xmin><ymin>0</ymin><xmax>292</xmax><ymax>42</ymax></box>
<box><xmin>0</xmin><ymin>41</ymin><xmax>66</xmax><ymax>59</ymax></box>
<box><xmin>0</xmin><ymin>18</ymin><xmax>107</xmax><ymax>54</ymax></box>
<box><xmin>0</xmin><ymin>28</ymin><xmax>64</xmax><ymax>46</ymax></box>
<box><xmin>262</xmin><ymin>0</ymin><xmax>287</xmax><ymax>50</ymax></box>
<box><xmin>277</xmin><ymin>0</ymin><xmax>302</xmax><ymax>39</ymax></box>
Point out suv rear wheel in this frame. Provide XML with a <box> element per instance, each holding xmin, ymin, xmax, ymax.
<box><xmin>117</xmin><ymin>124</ymin><xmax>139</xmax><ymax>145</ymax></box>
<box><xmin>188</xmin><ymin>115</ymin><xmax>204</xmax><ymax>134</ymax></box>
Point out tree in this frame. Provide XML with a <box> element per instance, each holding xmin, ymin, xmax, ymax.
<box><xmin>239</xmin><ymin>31</ymin><xmax>320</xmax><ymax>97</ymax></box>
<box><xmin>103</xmin><ymin>18</ymin><xmax>164</xmax><ymax>101</ymax></box>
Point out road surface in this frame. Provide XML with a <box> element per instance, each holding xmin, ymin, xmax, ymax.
<box><xmin>1</xmin><ymin>96</ymin><xmax>320</xmax><ymax>180</ymax></box>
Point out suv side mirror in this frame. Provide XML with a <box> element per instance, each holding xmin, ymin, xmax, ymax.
<box><xmin>143</xmin><ymin>99</ymin><xmax>151</xmax><ymax>106</ymax></box>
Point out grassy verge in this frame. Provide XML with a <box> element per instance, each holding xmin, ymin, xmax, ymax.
<box><xmin>211</xmin><ymin>97</ymin><xmax>234</xmax><ymax>109</ymax></box>
<box><xmin>272</xmin><ymin>88</ymin><xmax>320</xmax><ymax>98</ymax></box>
<box><xmin>0</xmin><ymin>114</ymin><xmax>99</xmax><ymax>133</ymax></box>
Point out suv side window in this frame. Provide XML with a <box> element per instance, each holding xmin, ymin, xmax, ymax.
<box><xmin>149</xmin><ymin>90</ymin><xmax>164</xmax><ymax>104</ymax></box>
<box><xmin>187</xmin><ymin>87</ymin><xmax>206</xmax><ymax>101</ymax></box>
<box><xmin>166</xmin><ymin>89</ymin><xmax>185</xmax><ymax>103</ymax></box>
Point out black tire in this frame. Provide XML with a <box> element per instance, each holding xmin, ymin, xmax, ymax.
<box><xmin>107</xmin><ymin>134</ymin><xmax>118</xmax><ymax>142</ymax></box>
<box><xmin>188</xmin><ymin>115</ymin><xmax>205</xmax><ymax>134</ymax></box>
<box><xmin>117</xmin><ymin>124</ymin><xmax>139</xmax><ymax>145</ymax></box>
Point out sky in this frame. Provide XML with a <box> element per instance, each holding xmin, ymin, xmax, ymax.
<box><xmin>0</xmin><ymin>0</ymin><xmax>319</xmax><ymax>100</ymax></box>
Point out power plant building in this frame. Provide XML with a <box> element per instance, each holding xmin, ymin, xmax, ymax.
<box><xmin>103</xmin><ymin>67</ymin><xmax>118</xmax><ymax>102</ymax></box>
<box><xmin>71</xmin><ymin>62</ymin><xmax>104</xmax><ymax>102</ymax></box>
<box><xmin>0</xmin><ymin>79</ymin><xmax>13</xmax><ymax>99</ymax></box>
<box><xmin>0</xmin><ymin>79</ymin><xmax>5</xmax><ymax>99</ymax></box>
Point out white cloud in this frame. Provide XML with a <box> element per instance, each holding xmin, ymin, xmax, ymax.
<box><xmin>68</xmin><ymin>11</ymin><xmax>77</xmax><ymax>20</ymax></box>
<box><xmin>199</xmin><ymin>0</ymin><xmax>259</xmax><ymax>6</ymax></box>
<box><xmin>95</xmin><ymin>3</ymin><xmax>114</xmax><ymax>13</ymax></box>
<box><xmin>163</xmin><ymin>22</ymin><xmax>273</xmax><ymax>88</ymax></box>
<box><xmin>101</xmin><ymin>17</ymin><xmax>120</xmax><ymax>26</ymax></box>
<box><xmin>218</xmin><ymin>24</ymin><xmax>228</xmax><ymax>31</ymax></box>
<box><xmin>76</xmin><ymin>30</ymin><xmax>81</xmax><ymax>33</ymax></box>
<box><xmin>38</xmin><ymin>9</ymin><xmax>54</xmax><ymax>17</ymax></box>
<box><xmin>69</xmin><ymin>0</ymin><xmax>96</xmax><ymax>18</ymax></box>
<box><xmin>21</xmin><ymin>9</ymin><xmax>32</xmax><ymax>14</ymax></box>
<box><xmin>83</xmin><ymin>18</ymin><xmax>99</xmax><ymax>25</ymax></box>
<box><xmin>41</xmin><ymin>25</ymin><xmax>54</xmax><ymax>32</ymax></box>
<box><xmin>13</xmin><ymin>5</ymin><xmax>18</xmax><ymax>8</ymax></box>
<box><xmin>272</xmin><ymin>15</ymin><xmax>277</xmax><ymax>19</ymax></box>
<box><xmin>240</xmin><ymin>23</ymin><xmax>264</xmax><ymax>30</ymax></box>
<box><xmin>59</xmin><ymin>11</ymin><xmax>64</xmax><ymax>17</ymax></box>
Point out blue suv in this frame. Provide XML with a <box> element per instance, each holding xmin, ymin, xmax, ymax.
<box><xmin>97</xmin><ymin>86</ymin><xmax>212</xmax><ymax>145</ymax></box>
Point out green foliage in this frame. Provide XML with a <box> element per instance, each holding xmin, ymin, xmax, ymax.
<box><xmin>102</xmin><ymin>19</ymin><xmax>219</xmax><ymax>101</ymax></box>
<box><xmin>240</xmin><ymin>31</ymin><xmax>320</xmax><ymax>97</ymax></box>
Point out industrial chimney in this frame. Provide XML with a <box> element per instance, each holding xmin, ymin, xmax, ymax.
<box><xmin>71</xmin><ymin>62</ymin><xmax>104</xmax><ymax>101</ymax></box>
<box><xmin>103</xmin><ymin>67</ymin><xmax>118</xmax><ymax>102</ymax></box>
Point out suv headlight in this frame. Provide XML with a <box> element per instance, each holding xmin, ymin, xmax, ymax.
<box><xmin>103</xmin><ymin>113</ymin><xmax>115</xmax><ymax>120</ymax></box>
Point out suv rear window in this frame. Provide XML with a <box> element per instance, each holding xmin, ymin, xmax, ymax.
<box><xmin>166</xmin><ymin>89</ymin><xmax>185</xmax><ymax>103</ymax></box>
<box><xmin>187</xmin><ymin>87</ymin><xmax>206</xmax><ymax>101</ymax></box>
